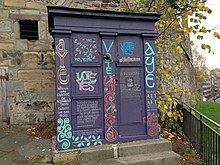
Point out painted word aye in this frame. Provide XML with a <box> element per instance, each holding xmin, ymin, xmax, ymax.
<box><xmin>145</xmin><ymin>42</ymin><xmax>155</xmax><ymax>89</ymax></box>
<box><xmin>56</xmin><ymin>39</ymin><xmax>69</xmax><ymax>85</ymax></box>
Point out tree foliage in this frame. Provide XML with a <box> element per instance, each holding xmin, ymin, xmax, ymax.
<box><xmin>120</xmin><ymin>0</ymin><xmax>219</xmax><ymax>131</ymax></box>
<box><xmin>192</xmin><ymin>46</ymin><xmax>206</xmax><ymax>83</ymax></box>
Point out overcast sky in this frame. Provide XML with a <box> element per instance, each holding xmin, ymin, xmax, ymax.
<box><xmin>190</xmin><ymin>0</ymin><xmax>220</xmax><ymax>70</ymax></box>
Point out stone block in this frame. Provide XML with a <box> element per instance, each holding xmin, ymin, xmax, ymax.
<box><xmin>13</xmin><ymin>113</ymin><xmax>35</xmax><ymax>124</ymax></box>
<box><xmin>9</xmin><ymin>14</ymin><xmax>40</xmax><ymax>21</ymax></box>
<box><xmin>2</xmin><ymin>51</ymin><xmax>21</xmax><ymax>58</ymax></box>
<box><xmin>0</xmin><ymin>41</ymin><xmax>15</xmax><ymax>50</ymax></box>
<box><xmin>56</xmin><ymin>0</ymin><xmax>66</xmax><ymax>6</ymax></box>
<box><xmin>0</xmin><ymin>33</ymin><xmax>10</xmax><ymax>39</ymax></box>
<box><xmin>0</xmin><ymin>8</ymin><xmax>9</xmax><ymax>20</ymax></box>
<box><xmin>12</xmin><ymin>111</ymin><xmax>54</xmax><ymax>125</ymax></box>
<box><xmin>7</xmin><ymin>81</ymin><xmax>24</xmax><ymax>93</ymax></box>
<box><xmin>24</xmin><ymin>80</ymin><xmax>55</xmax><ymax>90</ymax></box>
<box><xmin>28</xmin><ymin>40</ymin><xmax>51</xmax><ymax>51</ymax></box>
<box><xmin>11</xmin><ymin>21</ymin><xmax>20</xmax><ymax>39</ymax></box>
<box><xmin>4</xmin><ymin>0</ymin><xmax>25</xmax><ymax>7</ymax></box>
<box><xmin>40</xmin><ymin>15</ymin><xmax>48</xmax><ymax>21</ymax></box>
<box><xmin>39</xmin><ymin>21</ymin><xmax>48</xmax><ymax>40</ymax></box>
<box><xmin>11</xmin><ymin>58</ymin><xmax>22</xmax><ymax>66</ymax></box>
<box><xmin>8</xmin><ymin>68</ymin><xmax>18</xmax><ymax>80</ymax></box>
<box><xmin>41</xmin><ymin>89</ymin><xmax>55</xmax><ymax>101</ymax></box>
<box><xmin>18</xmin><ymin>70</ymin><xmax>54</xmax><ymax>80</ymax></box>
<box><xmin>16</xmin><ymin>39</ymin><xmax>28</xmax><ymax>52</ymax></box>
<box><xmin>21</xmin><ymin>52</ymin><xmax>44</xmax><ymax>69</ymax></box>
<box><xmin>92</xmin><ymin>1</ymin><xmax>101</xmax><ymax>8</ymax></box>
<box><xmin>45</xmin><ymin>113</ymin><xmax>55</xmax><ymax>122</ymax></box>
<box><xmin>7</xmin><ymin>96</ymin><xmax>15</xmax><ymax>106</ymax></box>
<box><xmin>21</xmin><ymin>61</ymin><xmax>42</xmax><ymax>70</ymax></box>
<box><xmin>9</xmin><ymin>9</ymin><xmax>19</xmax><ymax>15</ymax></box>
<box><xmin>19</xmin><ymin>9</ymin><xmax>40</xmax><ymax>15</ymax></box>
<box><xmin>0</xmin><ymin>59</ymin><xmax>11</xmax><ymax>66</ymax></box>
<box><xmin>15</xmin><ymin>89</ymin><xmax>54</xmax><ymax>103</ymax></box>
<box><xmin>23</xmin><ymin>52</ymin><xmax>40</xmax><ymax>61</ymax></box>
<box><xmin>8</xmin><ymin>90</ymin><xmax>16</xmax><ymax>97</ymax></box>
<box><xmin>0</xmin><ymin>20</ymin><xmax>12</xmax><ymax>32</ymax></box>
<box><xmin>101</xmin><ymin>2</ymin><xmax>109</xmax><ymax>8</ymax></box>
<box><xmin>12</xmin><ymin>114</ymin><xmax>26</xmax><ymax>125</ymax></box>
<box><xmin>47</xmin><ymin>101</ymin><xmax>55</xmax><ymax>111</ymax></box>
<box><xmin>26</xmin><ymin>1</ymin><xmax>46</xmax><ymax>10</ymax></box>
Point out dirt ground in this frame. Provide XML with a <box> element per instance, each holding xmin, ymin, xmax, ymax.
<box><xmin>160</xmin><ymin>129</ymin><xmax>200</xmax><ymax>165</ymax></box>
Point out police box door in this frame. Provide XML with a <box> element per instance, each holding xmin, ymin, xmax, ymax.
<box><xmin>116</xmin><ymin>36</ymin><xmax>146</xmax><ymax>140</ymax></box>
<box><xmin>102</xmin><ymin>35</ymin><xmax>146</xmax><ymax>142</ymax></box>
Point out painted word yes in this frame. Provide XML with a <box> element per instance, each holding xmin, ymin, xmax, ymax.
<box><xmin>145</xmin><ymin>42</ymin><xmax>155</xmax><ymax>88</ymax></box>
<box><xmin>120</xmin><ymin>42</ymin><xmax>135</xmax><ymax>56</ymax></box>
<box><xmin>76</xmin><ymin>71</ymin><xmax>97</xmax><ymax>91</ymax></box>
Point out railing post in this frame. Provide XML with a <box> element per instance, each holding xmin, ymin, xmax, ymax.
<box><xmin>200</xmin><ymin>115</ymin><xmax>203</xmax><ymax>155</ymax></box>
<box><xmin>216</xmin><ymin>136</ymin><xmax>220</xmax><ymax>164</ymax></box>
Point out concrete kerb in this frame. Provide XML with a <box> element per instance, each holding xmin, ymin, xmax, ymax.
<box><xmin>52</xmin><ymin>136</ymin><xmax>80</xmax><ymax>164</ymax></box>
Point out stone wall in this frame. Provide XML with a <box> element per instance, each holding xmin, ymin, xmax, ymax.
<box><xmin>0</xmin><ymin>0</ymin><xmax>121</xmax><ymax>125</ymax></box>
<box><xmin>0</xmin><ymin>0</ymin><xmax>196</xmax><ymax>126</ymax></box>
<box><xmin>1</xmin><ymin>0</ymin><xmax>52</xmax><ymax>125</ymax></box>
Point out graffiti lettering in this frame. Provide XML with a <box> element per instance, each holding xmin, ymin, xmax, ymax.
<box><xmin>74</xmin><ymin>37</ymin><xmax>98</xmax><ymax>62</ymax></box>
<box><xmin>145</xmin><ymin>74</ymin><xmax>155</xmax><ymax>89</ymax></box>
<box><xmin>103</xmin><ymin>39</ymin><xmax>118</xmax><ymax>142</ymax></box>
<box><xmin>143</xmin><ymin>112</ymin><xmax>158</xmax><ymax>137</ymax></box>
<box><xmin>144</xmin><ymin>41</ymin><xmax>159</xmax><ymax>137</ymax></box>
<box><xmin>103</xmin><ymin>41</ymin><xmax>114</xmax><ymax>75</ymax></box>
<box><xmin>145</xmin><ymin>42</ymin><xmax>155</xmax><ymax>56</ymax></box>
<box><xmin>145</xmin><ymin>57</ymin><xmax>155</xmax><ymax>73</ymax></box>
<box><xmin>120</xmin><ymin>41</ymin><xmax>135</xmax><ymax>56</ymax></box>
<box><xmin>119</xmin><ymin>57</ymin><xmax>141</xmax><ymax>62</ymax></box>
<box><xmin>144</xmin><ymin>42</ymin><xmax>155</xmax><ymax>88</ymax></box>
<box><xmin>104</xmin><ymin>75</ymin><xmax>118</xmax><ymax>142</ymax></box>
<box><xmin>56</xmin><ymin>86</ymin><xmax>71</xmax><ymax>116</ymax></box>
<box><xmin>56</xmin><ymin>39</ymin><xmax>69</xmax><ymax>85</ymax></box>
<box><xmin>76</xmin><ymin>71</ymin><xmax>97</xmax><ymax>91</ymax></box>
<box><xmin>146</xmin><ymin>92</ymin><xmax>157</xmax><ymax>107</ymax></box>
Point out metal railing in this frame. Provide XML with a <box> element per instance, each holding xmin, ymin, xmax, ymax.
<box><xmin>181</xmin><ymin>103</ymin><xmax>220</xmax><ymax>165</ymax></box>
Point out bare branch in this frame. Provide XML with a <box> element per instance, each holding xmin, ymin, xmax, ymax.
<box><xmin>147</xmin><ymin>0</ymin><xmax>154</xmax><ymax>12</ymax></box>
<box><xmin>210</xmin><ymin>24</ymin><xmax>220</xmax><ymax>30</ymax></box>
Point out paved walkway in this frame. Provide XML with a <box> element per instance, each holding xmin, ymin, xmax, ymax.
<box><xmin>0</xmin><ymin>128</ymin><xmax>52</xmax><ymax>165</ymax></box>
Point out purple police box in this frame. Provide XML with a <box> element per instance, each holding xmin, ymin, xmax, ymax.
<box><xmin>48</xmin><ymin>7</ymin><xmax>160</xmax><ymax>151</ymax></box>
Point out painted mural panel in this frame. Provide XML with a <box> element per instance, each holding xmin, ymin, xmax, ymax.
<box><xmin>74</xmin><ymin>99</ymin><xmax>102</xmax><ymax>129</ymax></box>
<box><xmin>117</xmin><ymin>36</ymin><xmax>142</xmax><ymax>63</ymax></box>
<box><xmin>73</xmin><ymin>34</ymin><xmax>99</xmax><ymax>63</ymax></box>
<box><xmin>73</xmin><ymin>67</ymin><xmax>101</xmax><ymax>96</ymax></box>
<box><xmin>102</xmin><ymin>38</ymin><xmax>118</xmax><ymax>142</ymax></box>
<box><xmin>55</xmin><ymin>37</ymin><xmax>73</xmax><ymax>150</ymax></box>
<box><xmin>72</xmin><ymin>129</ymin><xmax>103</xmax><ymax>148</ymax></box>
<box><xmin>71</xmin><ymin>99</ymin><xmax>103</xmax><ymax>148</ymax></box>
<box><xmin>120</xmin><ymin>67</ymin><xmax>142</xmax><ymax>99</ymax></box>
<box><xmin>71</xmin><ymin>33</ymin><xmax>104</xmax><ymax>149</ymax></box>
<box><xmin>144</xmin><ymin>39</ymin><xmax>159</xmax><ymax>138</ymax></box>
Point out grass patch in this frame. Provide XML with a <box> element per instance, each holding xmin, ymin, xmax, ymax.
<box><xmin>196</xmin><ymin>101</ymin><xmax>220</xmax><ymax>124</ymax></box>
<box><xmin>196</xmin><ymin>101</ymin><xmax>220</xmax><ymax>133</ymax></box>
